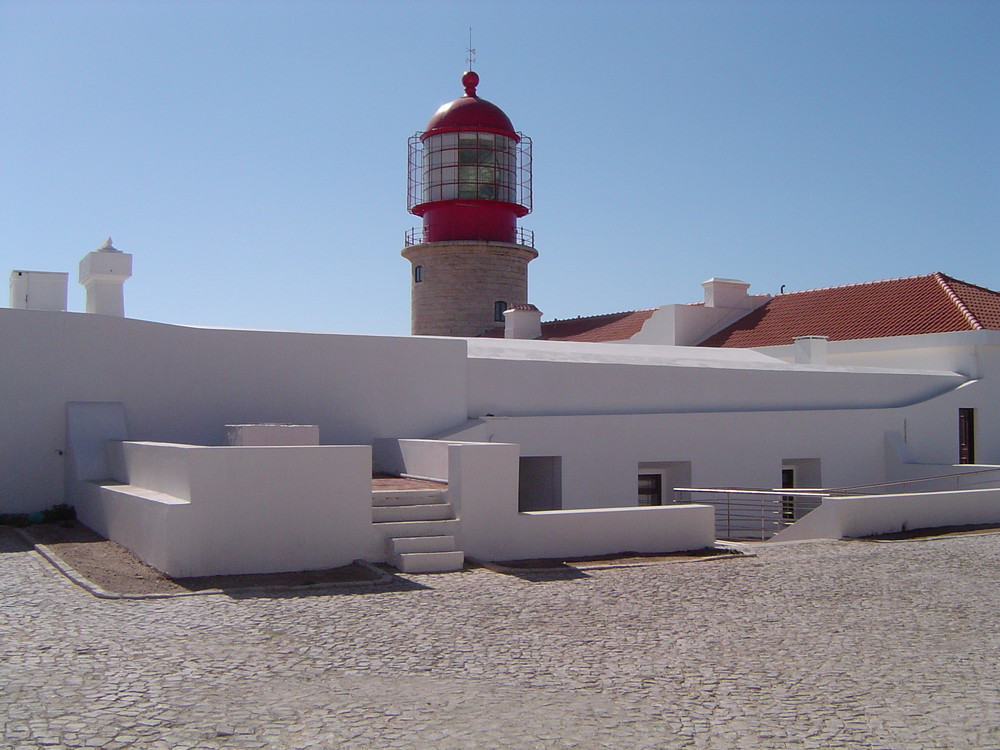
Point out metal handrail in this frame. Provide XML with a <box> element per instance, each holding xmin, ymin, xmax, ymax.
<box><xmin>675</xmin><ymin>488</ymin><xmax>825</xmax><ymax>541</ymax></box>
<box><xmin>827</xmin><ymin>465</ymin><xmax>1000</xmax><ymax>494</ymax></box>
<box><xmin>674</xmin><ymin>468</ymin><xmax>1000</xmax><ymax>539</ymax></box>
<box><xmin>403</xmin><ymin>226</ymin><xmax>534</xmax><ymax>248</ymax></box>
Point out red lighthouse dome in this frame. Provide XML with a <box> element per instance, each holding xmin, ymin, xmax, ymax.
<box><xmin>424</xmin><ymin>71</ymin><xmax>517</xmax><ymax>135</ymax></box>
<box><xmin>407</xmin><ymin>71</ymin><xmax>532</xmax><ymax>244</ymax></box>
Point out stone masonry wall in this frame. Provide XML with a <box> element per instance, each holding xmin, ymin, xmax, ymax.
<box><xmin>402</xmin><ymin>241</ymin><xmax>538</xmax><ymax>337</ymax></box>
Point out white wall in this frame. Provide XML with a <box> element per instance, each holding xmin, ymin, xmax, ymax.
<box><xmin>629</xmin><ymin>297</ymin><xmax>769</xmax><ymax>347</ymax></box>
<box><xmin>437</xmin><ymin>395</ymin><xmax>991</xmax><ymax>512</ymax></box>
<box><xmin>448</xmin><ymin>335</ymin><xmax>999</xmax><ymax>508</ymax></box>
<box><xmin>464</xmin><ymin>338</ymin><xmax>965</xmax><ymax>419</ymax></box>
<box><xmin>757</xmin><ymin>330</ymin><xmax>999</xmax><ymax>377</ymax></box>
<box><xmin>78</xmin><ymin>441</ymin><xmax>377</xmax><ymax>577</ymax></box>
<box><xmin>0</xmin><ymin>308</ymin><xmax>469</xmax><ymax>512</ymax></box>
<box><xmin>445</xmin><ymin>441</ymin><xmax>715</xmax><ymax>560</ymax></box>
<box><xmin>373</xmin><ymin>439</ymin><xmax>716</xmax><ymax>561</ymax></box>
<box><xmin>771</xmin><ymin>488</ymin><xmax>1000</xmax><ymax>542</ymax></box>
<box><xmin>372</xmin><ymin>438</ymin><xmax>450</xmax><ymax>481</ymax></box>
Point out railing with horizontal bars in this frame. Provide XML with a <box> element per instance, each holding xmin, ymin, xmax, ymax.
<box><xmin>828</xmin><ymin>466</ymin><xmax>1000</xmax><ymax>495</ymax></box>
<box><xmin>404</xmin><ymin>226</ymin><xmax>535</xmax><ymax>248</ymax></box>
<box><xmin>675</xmin><ymin>488</ymin><xmax>827</xmax><ymax>541</ymax></box>
<box><xmin>677</xmin><ymin>465</ymin><xmax>1000</xmax><ymax>540</ymax></box>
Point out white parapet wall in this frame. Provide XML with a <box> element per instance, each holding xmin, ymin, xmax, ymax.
<box><xmin>0</xmin><ymin>309</ymin><xmax>470</xmax><ymax>514</ymax></box>
<box><xmin>78</xmin><ymin>440</ymin><xmax>378</xmax><ymax>577</ymax></box>
<box><xmin>376</xmin><ymin>438</ymin><xmax>717</xmax><ymax>561</ymax></box>
<box><xmin>771</xmin><ymin>487</ymin><xmax>1000</xmax><ymax>542</ymax></box>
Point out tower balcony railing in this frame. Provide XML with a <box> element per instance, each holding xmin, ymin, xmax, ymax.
<box><xmin>404</xmin><ymin>226</ymin><xmax>534</xmax><ymax>248</ymax></box>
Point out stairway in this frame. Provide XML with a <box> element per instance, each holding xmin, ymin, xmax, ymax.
<box><xmin>372</xmin><ymin>483</ymin><xmax>464</xmax><ymax>573</ymax></box>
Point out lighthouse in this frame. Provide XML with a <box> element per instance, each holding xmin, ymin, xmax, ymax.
<box><xmin>402</xmin><ymin>70</ymin><xmax>536</xmax><ymax>337</ymax></box>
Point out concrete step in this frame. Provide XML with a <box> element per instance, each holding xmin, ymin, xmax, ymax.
<box><xmin>372</xmin><ymin>489</ymin><xmax>446</xmax><ymax>507</ymax></box>
<box><xmin>394</xmin><ymin>550</ymin><xmax>465</xmax><ymax>573</ymax></box>
<box><xmin>372</xmin><ymin>503</ymin><xmax>454</xmax><ymax>523</ymax></box>
<box><xmin>389</xmin><ymin>535</ymin><xmax>456</xmax><ymax>555</ymax></box>
<box><xmin>374</xmin><ymin>519</ymin><xmax>460</xmax><ymax>537</ymax></box>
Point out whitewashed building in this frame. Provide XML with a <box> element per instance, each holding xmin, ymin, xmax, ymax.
<box><xmin>2</xmin><ymin>72</ymin><xmax>998</xmax><ymax>576</ymax></box>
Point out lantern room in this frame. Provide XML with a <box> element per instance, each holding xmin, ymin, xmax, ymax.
<box><xmin>407</xmin><ymin>71</ymin><xmax>532</xmax><ymax>244</ymax></box>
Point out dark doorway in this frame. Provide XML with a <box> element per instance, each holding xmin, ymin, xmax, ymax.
<box><xmin>959</xmin><ymin>408</ymin><xmax>976</xmax><ymax>464</ymax></box>
<box><xmin>781</xmin><ymin>467</ymin><xmax>796</xmax><ymax>521</ymax></box>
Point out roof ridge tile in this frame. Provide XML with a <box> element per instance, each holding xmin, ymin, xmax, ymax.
<box><xmin>933</xmin><ymin>272</ymin><xmax>984</xmax><ymax>331</ymax></box>
<box><xmin>777</xmin><ymin>272</ymin><xmax>938</xmax><ymax>297</ymax></box>
<box><xmin>544</xmin><ymin>308</ymin><xmax>655</xmax><ymax>324</ymax></box>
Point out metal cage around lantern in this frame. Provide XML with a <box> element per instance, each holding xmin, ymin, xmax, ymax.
<box><xmin>407</xmin><ymin>132</ymin><xmax>532</xmax><ymax>215</ymax></box>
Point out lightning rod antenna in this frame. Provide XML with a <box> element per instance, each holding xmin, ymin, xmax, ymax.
<box><xmin>467</xmin><ymin>28</ymin><xmax>476</xmax><ymax>70</ymax></box>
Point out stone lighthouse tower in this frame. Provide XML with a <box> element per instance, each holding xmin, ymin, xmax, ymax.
<box><xmin>402</xmin><ymin>70</ymin><xmax>536</xmax><ymax>336</ymax></box>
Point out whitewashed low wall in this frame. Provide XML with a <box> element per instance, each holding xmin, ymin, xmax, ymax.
<box><xmin>771</xmin><ymin>488</ymin><xmax>1000</xmax><ymax>542</ymax></box>
<box><xmin>78</xmin><ymin>441</ymin><xmax>377</xmax><ymax>577</ymax></box>
<box><xmin>506</xmin><ymin>506</ymin><xmax>716</xmax><ymax>560</ymax></box>
<box><xmin>83</xmin><ymin>436</ymin><xmax>718</xmax><ymax>576</ymax></box>
<box><xmin>377</xmin><ymin>439</ymin><xmax>717</xmax><ymax>561</ymax></box>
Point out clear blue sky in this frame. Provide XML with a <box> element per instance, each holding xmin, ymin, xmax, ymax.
<box><xmin>1</xmin><ymin>0</ymin><xmax>997</xmax><ymax>334</ymax></box>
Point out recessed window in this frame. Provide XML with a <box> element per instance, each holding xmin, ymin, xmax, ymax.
<box><xmin>959</xmin><ymin>408</ymin><xmax>976</xmax><ymax>464</ymax></box>
<box><xmin>638</xmin><ymin>461</ymin><xmax>692</xmax><ymax>504</ymax></box>
<box><xmin>519</xmin><ymin>456</ymin><xmax>562</xmax><ymax>511</ymax></box>
<box><xmin>414</xmin><ymin>265</ymin><xmax>423</xmax><ymax>283</ymax></box>
<box><xmin>638</xmin><ymin>474</ymin><xmax>662</xmax><ymax>506</ymax></box>
<box><xmin>494</xmin><ymin>300</ymin><xmax>508</xmax><ymax>322</ymax></box>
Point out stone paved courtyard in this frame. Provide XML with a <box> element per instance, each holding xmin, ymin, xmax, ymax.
<box><xmin>2</xmin><ymin>527</ymin><xmax>999</xmax><ymax>749</ymax></box>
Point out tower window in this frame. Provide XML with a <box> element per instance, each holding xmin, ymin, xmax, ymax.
<box><xmin>414</xmin><ymin>265</ymin><xmax>423</xmax><ymax>283</ymax></box>
<box><xmin>494</xmin><ymin>300</ymin><xmax>508</xmax><ymax>322</ymax></box>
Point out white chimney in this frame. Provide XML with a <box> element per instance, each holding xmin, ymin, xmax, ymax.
<box><xmin>702</xmin><ymin>278</ymin><xmax>751</xmax><ymax>309</ymax></box>
<box><xmin>504</xmin><ymin>303</ymin><xmax>543</xmax><ymax>339</ymax></box>
<box><xmin>9</xmin><ymin>270</ymin><xmax>69</xmax><ymax>311</ymax></box>
<box><xmin>79</xmin><ymin>238</ymin><xmax>132</xmax><ymax>317</ymax></box>
<box><xmin>794</xmin><ymin>335</ymin><xmax>828</xmax><ymax>365</ymax></box>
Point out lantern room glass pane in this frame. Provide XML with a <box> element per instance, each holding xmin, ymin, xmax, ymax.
<box><xmin>421</xmin><ymin>132</ymin><xmax>519</xmax><ymax>204</ymax></box>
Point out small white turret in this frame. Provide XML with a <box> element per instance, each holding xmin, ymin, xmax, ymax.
<box><xmin>79</xmin><ymin>238</ymin><xmax>132</xmax><ymax>316</ymax></box>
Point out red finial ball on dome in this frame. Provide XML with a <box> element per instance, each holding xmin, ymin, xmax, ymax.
<box><xmin>462</xmin><ymin>70</ymin><xmax>479</xmax><ymax>97</ymax></box>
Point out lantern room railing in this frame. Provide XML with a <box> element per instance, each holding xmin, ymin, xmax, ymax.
<box><xmin>404</xmin><ymin>225</ymin><xmax>534</xmax><ymax>248</ymax></box>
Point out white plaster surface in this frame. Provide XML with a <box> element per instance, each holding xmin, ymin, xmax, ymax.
<box><xmin>79</xmin><ymin>249</ymin><xmax>132</xmax><ymax>317</ymax></box>
<box><xmin>0</xmin><ymin>308</ymin><xmax>467</xmax><ymax>512</ymax></box>
<box><xmin>702</xmin><ymin>277</ymin><xmax>752</xmax><ymax>308</ymax></box>
<box><xmin>78</xmin><ymin>441</ymin><xmax>377</xmax><ymax>577</ymax></box>
<box><xmin>380</xmin><ymin>439</ymin><xmax>716</xmax><ymax>561</ymax></box>
<box><xmin>464</xmin><ymin>338</ymin><xmax>966</xmax><ymax>418</ymax></box>
<box><xmin>226</xmin><ymin>423</ymin><xmax>320</xmax><ymax>446</ymax></box>
<box><xmin>772</xmin><ymin>487</ymin><xmax>1000</xmax><ymax>542</ymax></box>
<box><xmin>8</xmin><ymin>270</ymin><xmax>68</xmax><ymax>312</ymax></box>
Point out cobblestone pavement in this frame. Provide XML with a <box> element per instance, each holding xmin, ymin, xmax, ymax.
<box><xmin>3</xmin><ymin>528</ymin><xmax>1000</xmax><ymax>750</ymax></box>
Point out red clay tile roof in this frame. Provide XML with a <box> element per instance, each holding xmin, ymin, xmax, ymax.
<box><xmin>537</xmin><ymin>309</ymin><xmax>657</xmax><ymax>342</ymax></box>
<box><xmin>699</xmin><ymin>273</ymin><xmax>1000</xmax><ymax>348</ymax></box>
